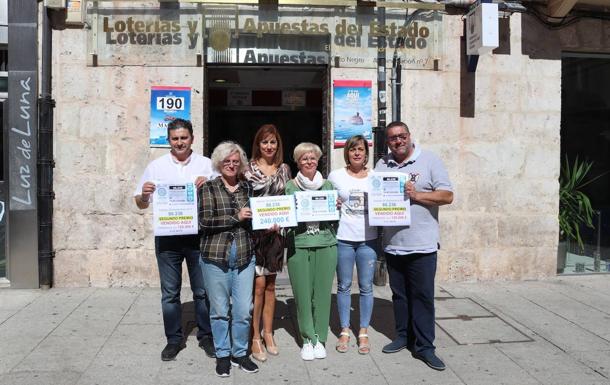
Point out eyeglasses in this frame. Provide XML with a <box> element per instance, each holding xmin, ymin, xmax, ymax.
<box><xmin>300</xmin><ymin>156</ymin><xmax>318</xmax><ymax>163</ymax></box>
<box><xmin>387</xmin><ymin>134</ymin><xmax>409</xmax><ymax>143</ymax></box>
<box><xmin>222</xmin><ymin>160</ymin><xmax>241</xmax><ymax>166</ymax></box>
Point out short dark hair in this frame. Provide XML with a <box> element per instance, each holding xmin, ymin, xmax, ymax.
<box><xmin>167</xmin><ymin>118</ymin><xmax>193</xmax><ymax>139</ymax></box>
<box><xmin>343</xmin><ymin>135</ymin><xmax>369</xmax><ymax>166</ymax></box>
<box><xmin>386</xmin><ymin>121</ymin><xmax>410</xmax><ymax>135</ymax></box>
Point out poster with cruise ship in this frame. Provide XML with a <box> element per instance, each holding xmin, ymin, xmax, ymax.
<box><xmin>333</xmin><ymin>80</ymin><xmax>372</xmax><ymax>148</ymax></box>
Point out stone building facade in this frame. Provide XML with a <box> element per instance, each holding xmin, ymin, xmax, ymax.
<box><xmin>47</xmin><ymin>2</ymin><xmax>609</xmax><ymax>287</ymax></box>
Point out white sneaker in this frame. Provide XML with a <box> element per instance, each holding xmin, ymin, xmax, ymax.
<box><xmin>313</xmin><ymin>342</ymin><xmax>327</xmax><ymax>359</ymax></box>
<box><xmin>301</xmin><ymin>341</ymin><xmax>314</xmax><ymax>361</ymax></box>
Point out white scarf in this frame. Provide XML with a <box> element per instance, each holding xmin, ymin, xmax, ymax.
<box><xmin>294</xmin><ymin>171</ymin><xmax>324</xmax><ymax>191</ymax></box>
<box><xmin>294</xmin><ymin>171</ymin><xmax>324</xmax><ymax>235</ymax></box>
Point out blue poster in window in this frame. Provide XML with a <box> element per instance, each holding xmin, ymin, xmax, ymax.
<box><xmin>150</xmin><ymin>86</ymin><xmax>191</xmax><ymax>147</ymax></box>
<box><xmin>333</xmin><ymin>80</ymin><xmax>373</xmax><ymax>148</ymax></box>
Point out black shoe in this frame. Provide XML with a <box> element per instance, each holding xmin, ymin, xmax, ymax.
<box><xmin>215</xmin><ymin>357</ymin><xmax>231</xmax><ymax>377</ymax></box>
<box><xmin>382</xmin><ymin>339</ymin><xmax>408</xmax><ymax>353</ymax></box>
<box><xmin>161</xmin><ymin>343</ymin><xmax>184</xmax><ymax>361</ymax></box>
<box><xmin>230</xmin><ymin>355</ymin><xmax>259</xmax><ymax>373</ymax></box>
<box><xmin>412</xmin><ymin>351</ymin><xmax>446</xmax><ymax>371</ymax></box>
<box><xmin>199</xmin><ymin>335</ymin><xmax>216</xmax><ymax>358</ymax></box>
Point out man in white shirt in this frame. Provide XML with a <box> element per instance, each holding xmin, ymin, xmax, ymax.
<box><xmin>134</xmin><ymin>118</ymin><xmax>216</xmax><ymax>361</ymax></box>
<box><xmin>375</xmin><ymin>121</ymin><xmax>453</xmax><ymax>371</ymax></box>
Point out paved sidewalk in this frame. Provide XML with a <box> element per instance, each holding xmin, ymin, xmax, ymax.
<box><xmin>1</xmin><ymin>275</ymin><xmax>610</xmax><ymax>385</ymax></box>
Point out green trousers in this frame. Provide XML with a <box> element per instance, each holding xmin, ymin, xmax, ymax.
<box><xmin>287</xmin><ymin>245</ymin><xmax>337</xmax><ymax>344</ymax></box>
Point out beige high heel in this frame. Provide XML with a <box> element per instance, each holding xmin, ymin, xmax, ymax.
<box><xmin>336</xmin><ymin>331</ymin><xmax>350</xmax><ymax>353</ymax></box>
<box><xmin>262</xmin><ymin>330</ymin><xmax>279</xmax><ymax>356</ymax></box>
<box><xmin>251</xmin><ymin>338</ymin><xmax>267</xmax><ymax>362</ymax></box>
<box><xmin>357</xmin><ymin>333</ymin><xmax>370</xmax><ymax>355</ymax></box>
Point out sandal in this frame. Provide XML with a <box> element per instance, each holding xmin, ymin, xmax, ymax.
<box><xmin>358</xmin><ymin>334</ymin><xmax>370</xmax><ymax>355</ymax></box>
<box><xmin>335</xmin><ymin>331</ymin><xmax>350</xmax><ymax>353</ymax></box>
<box><xmin>251</xmin><ymin>338</ymin><xmax>267</xmax><ymax>362</ymax></box>
<box><xmin>262</xmin><ymin>330</ymin><xmax>279</xmax><ymax>356</ymax></box>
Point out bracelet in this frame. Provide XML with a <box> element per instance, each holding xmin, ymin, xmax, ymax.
<box><xmin>141</xmin><ymin>196</ymin><xmax>149</xmax><ymax>203</ymax></box>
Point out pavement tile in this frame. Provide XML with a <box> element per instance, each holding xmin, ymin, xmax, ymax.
<box><xmin>575</xmin><ymin>349</ymin><xmax>610</xmax><ymax>379</ymax></box>
<box><xmin>0</xmin><ymin>289</ymin><xmax>42</xmax><ymax>310</ymax></box>
<box><xmin>436</xmin><ymin>297</ymin><xmax>494</xmax><ymax>318</ymax></box>
<box><xmin>442</xmin><ymin>283</ymin><xmax>610</xmax><ymax>353</ymax></box>
<box><xmin>500</xmin><ymin>282</ymin><xmax>610</xmax><ymax>341</ymax></box>
<box><xmin>304</xmin><ymin>352</ymin><xmax>383</xmax><ymax>385</ymax></box>
<box><xmin>1</xmin><ymin>370</ymin><xmax>81</xmax><ymax>385</ymax></box>
<box><xmin>0</xmin><ymin>289</ymin><xmax>93</xmax><ymax>374</ymax></box>
<box><xmin>436</xmin><ymin>286</ymin><xmax>456</xmax><ymax>298</ymax></box>
<box><xmin>51</xmin><ymin>288</ymin><xmax>139</xmax><ymax>336</ymax></box>
<box><xmin>497</xmin><ymin>341</ymin><xmax>609</xmax><ymax>385</ymax></box>
<box><xmin>437</xmin><ymin>317</ymin><xmax>531</xmax><ymax>345</ymax></box>
<box><xmin>557</xmin><ymin>276</ymin><xmax>610</xmax><ymax>295</ymax></box>
<box><xmin>13</xmin><ymin>334</ymin><xmax>107</xmax><ymax>373</ymax></box>
<box><xmin>435</xmin><ymin>325</ymin><xmax>460</xmax><ymax>348</ymax></box>
<box><xmin>77</xmin><ymin>365</ymin><xmax>161</xmax><ymax>385</ymax></box>
<box><xmin>121</xmin><ymin>299</ymin><xmax>163</xmax><ymax>326</ymax></box>
<box><xmin>0</xmin><ymin>309</ymin><xmax>17</xmax><ymax>324</ymax></box>
<box><xmin>370</xmin><ymin>348</ymin><xmax>464</xmax><ymax>385</ymax></box>
<box><xmin>442</xmin><ymin>345</ymin><xmax>541</xmax><ymax>385</ymax></box>
<box><xmin>527</xmin><ymin>279</ymin><xmax>610</xmax><ymax>315</ymax></box>
<box><xmin>95</xmin><ymin>324</ymin><xmax>166</xmax><ymax>359</ymax></box>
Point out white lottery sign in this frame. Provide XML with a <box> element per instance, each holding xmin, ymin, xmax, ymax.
<box><xmin>152</xmin><ymin>182</ymin><xmax>198</xmax><ymax>236</ymax></box>
<box><xmin>250</xmin><ymin>195</ymin><xmax>298</xmax><ymax>230</ymax></box>
<box><xmin>294</xmin><ymin>190</ymin><xmax>340</xmax><ymax>222</ymax></box>
<box><xmin>368</xmin><ymin>172</ymin><xmax>411</xmax><ymax>226</ymax></box>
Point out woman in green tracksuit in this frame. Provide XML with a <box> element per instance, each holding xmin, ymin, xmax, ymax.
<box><xmin>285</xmin><ymin>142</ymin><xmax>338</xmax><ymax>362</ymax></box>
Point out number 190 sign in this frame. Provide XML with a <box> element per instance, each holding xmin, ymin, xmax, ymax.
<box><xmin>150</xmin><ymin>86</ymin><xmax>192</xmax><ymax>148</ymax></box>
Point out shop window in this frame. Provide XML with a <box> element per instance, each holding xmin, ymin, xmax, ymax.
<box><xmin>559</xmin><ymin>53</ymin><xmax>610</xmax><ymax>274</ymax></box>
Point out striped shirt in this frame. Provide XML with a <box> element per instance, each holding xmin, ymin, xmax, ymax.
<box><xmin>199</xmin><ymin>177</ymin><xmax>254</xmax><ymax>268</ymax></box>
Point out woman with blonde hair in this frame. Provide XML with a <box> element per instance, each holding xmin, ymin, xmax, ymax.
<box><xmin>244</xmin><ymin>124</ymin><xmax>292</xmax><ymax>362</ymax></box>
<box><xmin>285</xmin><ymin>142</ymin><xmax>337</xmax><ymax>361</ymax></box>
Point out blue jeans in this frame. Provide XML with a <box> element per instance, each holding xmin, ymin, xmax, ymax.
<box><xmin>386</xmin><ymin>251</ymin><xmax>437</xmax><ymax>354</ymax></box>
<box><xmin>336</xmin><ymin>239</ymin><xmax>377</xmax><ymax>329</ymax></box>
<box><xmin>155</xmin><ymin>235</ymin><xmax>211</xmax><ymax>345</ymax></box>
<box><xmin>200</xmin><ymin>242</ymin><xmax>255</xmax><ymax>358</ymax></box>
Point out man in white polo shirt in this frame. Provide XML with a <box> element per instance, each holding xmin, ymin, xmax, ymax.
<box><xmin>134</xmin><ymin>118</ymin><xmax>217</xmax><ymax>361</ymax></box>
<box><xmin>375</xmin><ymin>121</ymin><xmax>453</xmax><ymax>371</ymax></box>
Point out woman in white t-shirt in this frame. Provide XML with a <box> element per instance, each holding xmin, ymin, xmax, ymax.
<box><xmin>328</xmin><ymin>135</ymin><xmax>377</xmax><ymax>355</ymax></box>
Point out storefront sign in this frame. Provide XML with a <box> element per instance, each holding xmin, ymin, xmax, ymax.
<box><xmin>206</xmin><ymin>33</ymin><xmax>330</xmax><ymax>65</ymax></box>
<box><xmin>8</xmin><ymin>0</ymin><xmax>40</xmax><ymax>287</ymax></box>
<box><xmin>282</xmin><ymin>90</ymin><xmax>306</xmax><ymax>107</ymax></box>
<box><xmin>89</xmin><ymin>7</ymin><xmax>203</xmax><ymax>66</ymax></box>
<box><xmin>8</xmin><ymin>74</ymin><xmax>37</xmax><ymax>209</ymax></box>
<box><xmin>228</xmin><ymin>89</ymin><xmax>252</xmax><ymax>106</ymax></box>
<box><xmin>466</xmin><ymin>3</ymin><xmax>499</xmax><ymax>55</ymax></box>
<box><xmin>88</xmin><ymin>6</ymin><xmax>442</xmax><ymax>69</ymax></box>
<box><xmin>150</xmin><ymin>86</ymin><xmax>191</xmax><ymax>147</ymax></box>
<box><xmin>67</xmin><ymin>0</ymin><xmax>85</xmax><ymax>24</ymax></box>
<box><xmin>333</xmin><ymin>80</ymin><xmax>373</xmax><ymax>148</ymax></box>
